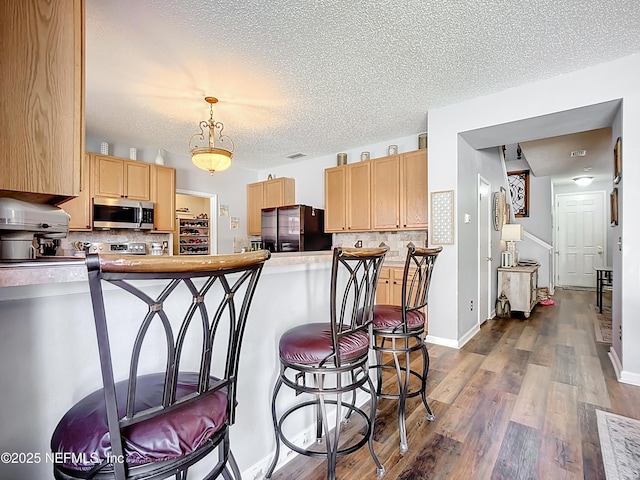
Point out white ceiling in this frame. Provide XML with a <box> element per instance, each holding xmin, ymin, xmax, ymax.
<box><xmin>85</xmin><ymin>0</ymin><xmax>640</xmax><ymax>173</ymax></box>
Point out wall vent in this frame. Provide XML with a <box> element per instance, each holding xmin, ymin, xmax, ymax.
<box><xmin>570</xmin><ymin>150</ymin><xmax>587</xmax><ymax>157</ymax></box>
<box><xmin>285</xmin><ymin>152</ymin><xmax>307</xmax><ymax>160</ymax></box>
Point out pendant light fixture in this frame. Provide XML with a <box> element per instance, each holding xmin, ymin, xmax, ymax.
<box><xmin>189</xmin><ymin>96</ymin><xmax>234</xmax><ymax>175</ymax></box>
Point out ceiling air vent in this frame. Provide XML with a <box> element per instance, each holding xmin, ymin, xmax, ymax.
<box><xmin>570</xmin><ymin>150</ymin><xmax>587</xmax><ymax>157</ymax></box>
<box><xmin>285</xmin><ymin>152</ymin><xmax>307</xmax><ymax>160</ymax></box>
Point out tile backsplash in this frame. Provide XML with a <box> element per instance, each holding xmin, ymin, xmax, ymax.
<box><xmin>334</xmin><ymin>231</ymin><xmax>428</xmax><ymax>262</ymax></box>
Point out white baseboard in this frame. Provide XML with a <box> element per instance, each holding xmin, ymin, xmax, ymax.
<box><xmin>425</xmin><ymin>324</ymin><xmax>480</xmax><ymax>350</ymax></box>
<box><xmin>608</xmin><ymin>346</ymin><xmax>622</xmax><ymax>380</ymax></box>
<box><xmin>424</xmin><ymin>334</ymin><xmax>459</xmax><ymax>348</ymax></box>
<box><xmin>457</xmin><ymin>324</ymin><xmax>480</xmax><ymax>348</ymax></box>
<box><xmin>607</xmin><ymin>347</ymin><xmax>640</xmax><ymax>386</ymax></box>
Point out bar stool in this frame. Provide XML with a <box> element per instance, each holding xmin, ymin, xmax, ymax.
<box><xmin>371</xmin><ymin>243</ymin><xmax>441</xmax><ymax>454</ymax></box>
<box><xmin>265</xmin><ymin>246</ymin><xmax>389</xmax><ymax>480</ymax></box>
<box><xmin>50</xmin><ymin>250</ymin><xmax>269</xmax><ymax>480</ymax></box>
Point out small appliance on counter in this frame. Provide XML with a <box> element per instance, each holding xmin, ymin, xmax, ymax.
<box><xmin>261</xmin><ymin>205</ymin><xmax>332</xmax><ymax>253</ymax></box>
<box><xmin>0</xmin><ymin>198</ymin><xmax>69</xmax><ymax>260</ymax></box>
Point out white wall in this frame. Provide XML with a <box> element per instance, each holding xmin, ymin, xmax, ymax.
<box><xmin>428</xmin><ymin>53</ymin><xmax>640</xmax><ymax>381</ymax></box>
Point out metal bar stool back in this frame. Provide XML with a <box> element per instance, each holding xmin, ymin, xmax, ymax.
<box><xmin>265</xmin><ymin>246</ymin><xmax>389</xmax><ymax>480</ymax></box>
<box><xmin>371</xmin><ymin>243</ymin><xmax>442</xmax><ymax>453</ymax></box>
<box><xmin>50</xmin><ymin>250</ymin><xmax>269</xmax><ymax>480</ymax></box>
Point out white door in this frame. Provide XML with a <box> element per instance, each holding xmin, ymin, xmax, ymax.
<box><xmin>478</xmin><ymin>177</ymin><xmax>492</xmax><ymax>323</ymax></box>
<box><xmin>556</xmin><ymin>191</ymin><xmax>606</xmax><ymax>288</ymax></box>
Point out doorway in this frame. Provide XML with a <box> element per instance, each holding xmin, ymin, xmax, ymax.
<box><xmin>478</xmin><ymin>176</ymin><xmax>492</xmax><ymax>324</ymax></box>
<box><xmin>174</xmin><ymin>190</ymin><xmax>218</xmax><ymax>256</ymax></box>
<box><xmin>555</xmin><ymin>191</ymin><xmax>607</xmax><ymax>288</ymax></box>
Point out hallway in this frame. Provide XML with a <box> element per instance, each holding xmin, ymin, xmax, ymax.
<box><xmin>269</xmin><ymin>288</ymin><xmax>639</xmax><ymax>479</ymax></box>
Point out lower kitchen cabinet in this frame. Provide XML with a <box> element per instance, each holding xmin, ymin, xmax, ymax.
<box><xmin>497</xmin><ymin>264</ymin><xmax>539</xmax><ymax>318</ymax></box>
<box><xmin>376</xmin><ymin>266</ymin><xmax>417</xmax><ymax>306</ymax></box>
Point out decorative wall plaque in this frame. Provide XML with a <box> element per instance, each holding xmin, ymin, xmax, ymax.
<box><xmin>430</xmin><ymin>190</ymin><xmax>454</xmax><ymax>245</ymax></box>
<box><xmin>507</xmin><ymin>170</ymin><xmax>530</xmax><ymax>217</ymax></box>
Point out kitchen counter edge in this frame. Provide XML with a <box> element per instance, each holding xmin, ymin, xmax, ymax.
<box><xmin>0</xmin><ymin>251</ymin><xmax>335</xmax><ymax>289</ymax></box>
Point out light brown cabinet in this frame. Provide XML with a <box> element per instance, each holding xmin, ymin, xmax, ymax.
<box><xmin>376</xmin><ymin>266</ymin><xmax>414</xmax><ymax>306</ymax></box>
<box><xmin>372</xmin><ymin>156</ymin><xmax>400</xmax><ymax>229</ymax></box>
<box><xmin>247</xmin><ymin>182</ymin><xmax>265</xmax><ymax>236</ymax></box>
<box><xmin>263</xmin><ymin>178</ymin><xmax>295</xmax><ymax>208</ymax></box>
<box><xmin>400</xmin><ymin>149</ymin><xmax>428</xmax><ymax>229</ymax></box>
<box><xmin>0</xmin><ymin>0</ymin><xmax>84</xmax><ymax>204</ymax></box>
<box><xmin>246</xmin><ymin>177</ymin><xmax>295</xmax><ymax>235</ymax></box>
<box><xmin>59</xmin><ymin>153</ymin><xmax>92</xmax><ymax>231</ymax></box>
<box><xmin>324</xmin><ymin>162</ymin><xmax>371</xmax><ymax>232</ymax></box>
<box><xmin>371</xmin><ymin>150</ymin><xmax>428</xmax><ymax>230</ymax></box>
<box><xmin>325</xmin><ymin>149</ymin><xmax>427</xmax><ymax>233</ymax></box>
<box><xmin>92</xmin><ymin>154</ymin><xmax>151</xmax><ymax>201</ymax></box>
<box><xmin>151</xmin><ymin>164</ymin><xmax>176</xmax><ymax>232</ymax></box>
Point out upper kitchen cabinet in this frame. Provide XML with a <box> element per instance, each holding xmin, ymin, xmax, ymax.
<box><xmin>92</xmin><ymin>154</ymin><xmax>151</xmax><ymax>201</ymax></box>
<box><xmin>58</xmin><ymin>153</ymin><xmax>92</xmax><ymax>231</ymax></box>
<box><xmin>0</xmin><ymin>0</ymin><xmax>85</xmax><ymax>204</ymax></box>
<box><xmin>263</xmin><ymin>177</ymin><xmax>295</xmax><ymax>208</ymax></box>
<box><xmin>246</xmin><ymin>177</ymin><xmax>295</xmax><ymax>235</ymax></box>
<box><xmin>324</xmin><ymin>149</ymin><xmax>427</xmax><ymax>233</ymax></box>
<box><xmin>371</xmin><ymin>155</ymin><xmax>400</xmax><ymax>229</ymax></box>
<box><xmin>151</xmin><ymin>164</ymin><xmax>176</xmax><ymax>232</ymax></box>
<box><xmin>399</xmin><ymin>149</ymin><xmax>428</xmax><ymax>229</ymax></box>
<box><xmin>372</xmin><ymin>150</ymin><xmax>428</xmax><ymax>230</ymax></box>
<box><xmin>324</xmin><ymin>162</ymin><xmax>371</xmax><ymax>232</ymax></box>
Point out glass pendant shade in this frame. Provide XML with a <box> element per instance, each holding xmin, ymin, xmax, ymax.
<box><xmin>191</xmin><ymin>147</ymin><xmax>232</xmax><ymax>174</ymax></box>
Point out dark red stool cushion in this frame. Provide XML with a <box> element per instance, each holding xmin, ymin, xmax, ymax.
<box><xmin>51</xmin><ymin>372</ymin><xmax>227</xmax><ymax>472</ymax></box>
<box><xmin>279</xmin><ymin>322</ymin><xmax>369</xmax><ymax>365</ymax></box>
<box><xmin>373</xmin><ymin>304</ymin><xmax>425</xmax><ymax>331</ymax></box>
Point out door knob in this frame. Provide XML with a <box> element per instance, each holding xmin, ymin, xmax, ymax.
<box><xmin>486</xmin><ymin>257</ymin><xmax>493</xmax><ymax>261</ymax></box>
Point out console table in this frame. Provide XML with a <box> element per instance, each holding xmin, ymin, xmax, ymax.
<box><xmin>497</xmin><ymin>264</ymin><xmax>539</xmax><ymax>318</ymax></box>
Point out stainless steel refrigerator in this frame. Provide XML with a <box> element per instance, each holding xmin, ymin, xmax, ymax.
<box><xmin>260</xmin><ymin>205</ymin><xmax>332</xmax><ymax>253</ymax></box>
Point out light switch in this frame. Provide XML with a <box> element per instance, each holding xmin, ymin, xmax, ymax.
<box><xmin>464</xmin><ymin>213</ymin><xmax>471</xmax><ymax>223</ymax></box>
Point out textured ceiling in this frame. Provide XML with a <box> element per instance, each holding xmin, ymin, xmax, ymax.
<box><xmin>85</xmin><ymin>0</ymin><xmax>640</xmax><ymax>171</ymax></box>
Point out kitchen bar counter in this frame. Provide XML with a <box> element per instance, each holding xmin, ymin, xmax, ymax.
<box><xmin>0</xmin><ymin>251</ymin><xmax>335</xmax><ymax>289</ymax></box>
<box><xmin>0</xmin><ymin>249</ymin><xmax>337</xmax><ymax>478</ymax></box>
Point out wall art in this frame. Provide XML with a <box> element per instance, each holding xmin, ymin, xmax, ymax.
<box><xmin>431</xmin><ymin>190</ymin><xmax>454</xmax><ymax>245</ymax></box>
<box><xmin>507</xmin><ymin>169</ymin><xmax>530</xmax><ymax>217</ymax></box>
<box><xmin>614</xmin><ymin>136</ymin><xmax>622</xmax><ymax>184</ymax></box>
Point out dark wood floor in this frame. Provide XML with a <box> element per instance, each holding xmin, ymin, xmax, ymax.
<box><xmin>269</xmin><ymin>288</ymin><xmax>640</xmax><ymax>479</ymax></box>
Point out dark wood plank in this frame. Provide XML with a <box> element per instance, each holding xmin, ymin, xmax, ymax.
<box><xmin>267</xmin><ymin>289</ymin><xmax>640</xmax><ymax>480</ymax></box>
<box><xmin>491</xmin><ymin>421</ymin><xmax>541</xmax><ymax>480</ymax></box>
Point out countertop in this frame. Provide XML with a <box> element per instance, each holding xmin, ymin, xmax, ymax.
<box><xmin>0</xmin><ymin>251</ymin><xmax>336</xmax><ymax>288</ymax></box>
<box><xmin>0</xmin><ymin>250</ymin><xmax>410</xmax><ymax>289</ymax></box>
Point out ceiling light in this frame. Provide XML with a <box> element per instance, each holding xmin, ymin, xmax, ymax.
<box><xmin>189</xmin><ymin>96</ymin><xmax>234</xmax><ymax>175</ymax></box>
<box><xmin>573</xmin><ymin>176</ymin><xmax>594</xmax><ymax>186</ymax></box>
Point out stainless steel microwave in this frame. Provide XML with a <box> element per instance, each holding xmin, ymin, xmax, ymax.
<box><xmin>93</xmin><ymin>197</ymin><xmax>154</xmax><ymax>230</ymax></box>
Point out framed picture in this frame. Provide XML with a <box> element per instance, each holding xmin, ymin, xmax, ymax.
<box><xmin>430</xmin><ymin>190</ymin><xmax>454</xmax><ymax>245</ymax></box>
<box><xmin>610</xmin><ymin>188</ymin><xmax>618</xmax><ymax>226</ymax></box>
<box><xmin>613</xmin><ymin>136</ymin><xmax>622</xmax><ymax>184</ymax></box>
<box><xmin>507</xmin><ymin>170</ymin><xmax>530</xmax><ymax>217</ymax></box>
